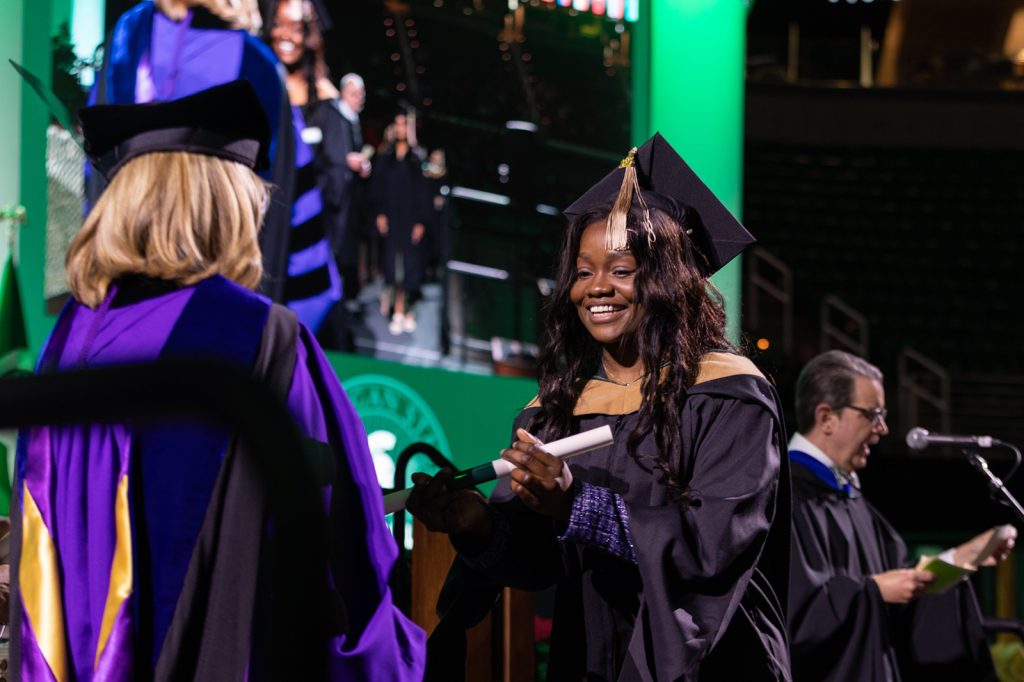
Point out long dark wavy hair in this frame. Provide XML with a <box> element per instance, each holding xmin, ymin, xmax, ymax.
<box><xmin>529</xmin><ymin>203</ymin><xmax>733</xmax><ymax>504</ymax></box>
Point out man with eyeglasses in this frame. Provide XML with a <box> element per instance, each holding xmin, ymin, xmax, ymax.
<box><xmin>787</xmin><ymin>350</ymin><xmax>1009</xmax><ymax>681</ymax></box>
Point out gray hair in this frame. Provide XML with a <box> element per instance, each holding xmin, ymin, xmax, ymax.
<box><xmin>795</xmin><ymin>350</ymin><xmax>883</xmax><ymax>433</ymax></box>
<box><xmin>340</xmin><ymin>73</ymin><xmax>364</xmax><ymax>91</ymax></box>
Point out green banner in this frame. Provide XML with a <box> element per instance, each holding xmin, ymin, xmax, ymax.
<box><xmin>328</xmin><ymin>351</ymin><xmax>537</xmax><ymax>548</ymax></box>
<box><xmin>326</xmin><ymin>351</ymin><xmax>538</xmax><ymax>490</ymax></box>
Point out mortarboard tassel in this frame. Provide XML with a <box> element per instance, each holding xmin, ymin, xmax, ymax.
<box><xmin>606</xmin><ymin>148</ymin><xmax>637</xmax><ymax>251</ymax></box>
<box><xmin>607</xmin><ymin>147</ymin><xmax>655</xmax><ymax>251</ymax></box>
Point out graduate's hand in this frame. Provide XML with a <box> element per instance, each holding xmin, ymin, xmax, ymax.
<box><xmin>501</xmin><ymin>428</ymin><xmax>576</xmax><ymax>522</ymax></box>
<box><xmin>411</xmin><ymin>223</ymin><xmax>425</xmax><ymax>245</ymax></box>
<box><xmin>376</xmin><ymin>214</ymin><xmax>389</xmax><ymax>236</ymax></box>
<box><xmin>406</xmin><ymin>469</ymin><xmax>492</xmax><ymax>539</ymax></box>
<box><xmin>954</xmin><ymin>524</ymin><xmax>1017</xmax><ymax>567</ymax></box>
<box><xmin>872</xmin><ymin>569</ymin><xmax>934</xmax><ymax>603</ymax></box>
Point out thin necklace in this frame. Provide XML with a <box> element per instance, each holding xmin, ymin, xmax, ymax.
<box><xmin>602</xmin><ymin>361</ymin><xmax>647</xmax><ymax>387</ymax></box>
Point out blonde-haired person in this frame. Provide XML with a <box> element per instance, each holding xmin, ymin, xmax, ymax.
<box><xmin>67</xmin><ymin>151</ymin><xmax>266</xmax><ymax>307</ymax></box>
<box><xmin>87</xmin><ymin>0</ymin><xmax>294</xmax><ymax>304</ymax></box>
<box><xmin>15</xmin><ymin>82</ymin><xmax>425</xmax><ymax>681</ymax></box>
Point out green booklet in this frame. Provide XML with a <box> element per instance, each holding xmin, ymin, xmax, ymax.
<box><xmin>915</xmin><ymin>555</ymin><xmax>974</xmax><ymax>594</ymax></box>
<box><xmin>915</xmin><ymin>524</ymin><xmax>1016</xmax><ymax>594</ymax></box>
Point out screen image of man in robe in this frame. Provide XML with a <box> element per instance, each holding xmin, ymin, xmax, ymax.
<box><xmin>314</xmin><ymin>72</ymin><xmax>371</xmax><ymax>302</ymax></box>
<box><xmin>787</xmin><ymin>350</ymin><xmax>1015</xmax><ymax>681</ymax></box>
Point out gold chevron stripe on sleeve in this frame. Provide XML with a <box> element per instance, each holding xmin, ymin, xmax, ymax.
<box><xmin>95</xmin><ymin>474</ymin><xmax>133</xmax><ymax>669</ymax></box>
<box><xmin>21</xmin><ymin>483</ymin><xmax>69</xmax><ymax>682</ymax></box>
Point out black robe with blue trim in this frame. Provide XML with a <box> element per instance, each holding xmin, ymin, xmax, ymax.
<box><xmin>788</xmin><ymin>457</ymin><xmax>998</xmax><ymax>681</ymax></box>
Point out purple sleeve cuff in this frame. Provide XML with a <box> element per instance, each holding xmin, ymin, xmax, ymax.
<box><xmin>453</xmin><ymin>506</ymin><xmax>511</xmax><ymax>572</ymax></box>
<box><xmin>559</xmin><ymin>482</ymin><xmax>636</xmax><ymax>563</ymax></box>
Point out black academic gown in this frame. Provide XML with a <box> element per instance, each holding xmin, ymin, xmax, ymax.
<box><xmin>432</xmin><ymin>353</ymin><xmax>792</xmax><ymax>682</ymax></box>
<box><xmin>309</xmin><ymin>100</ymin><xmax>363</xmax><ymax>271</ymax></box>
<box><xmin>370</xmin><ymin>147</ymin><xmax>432</xmax><ymax>296</ymax></box>
<box><xmin>788</xmin><ymin>460</ymin><xmax>997</xmax><ymax>682</ymax></box>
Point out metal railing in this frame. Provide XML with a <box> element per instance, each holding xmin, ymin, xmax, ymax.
<box><xmin>745</xmin><ymin>247</ymin><xmax>794</xmax><ymax>355</ymax></box>
<box><xmin>820</xmin><ymin>295</ymin><xmax>869</xmax><ymax>356</ymax></box>
<box><xmin>898</xmin><ymin>346</ymin><xmax>951</xmax><ymax>436</ymax></box>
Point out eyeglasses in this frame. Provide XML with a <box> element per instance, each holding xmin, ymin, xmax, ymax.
<box><xmin>838</xmin><ymin>404</ymin><xmax>888</xmax><ymax>426</ymax></box>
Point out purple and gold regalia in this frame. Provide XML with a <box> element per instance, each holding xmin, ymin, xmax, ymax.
<box><xmin>13</xmin><ymin>275</ymin><xmax>424</xmax><ymax>680</ymax></box>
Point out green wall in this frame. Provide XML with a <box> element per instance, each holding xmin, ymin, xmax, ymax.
<box><xmin>634</xmin><ymin>0</ymin><xmax>750</xmax><ymax>342</ymax></box>
<box><xmin>6</xmin><ymin>0</ymin><xmax>56</xmax><ymax>358</ymax></box>
<box><xmin>52</xmin><ymin>0</ymin><xmax>73</xmax><ymax>35</ymax></box>
<box><xmin>0</xmin><ymin>1</ymin><xmax>25</xmax><ymax>215</ymax></box>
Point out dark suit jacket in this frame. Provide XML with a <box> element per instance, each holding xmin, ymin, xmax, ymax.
<box><xmin>310</xmin><ymin>100</ymin><xmax>363</xmax><ymax>263</ymax></box>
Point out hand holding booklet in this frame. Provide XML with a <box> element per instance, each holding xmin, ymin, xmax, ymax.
<box><xmin>914</xmin><ymin>556</ymin><xmax>973</xmax><ymax>595</ymax></box>
<box><xmin>915</xmin><ymin>524</ymin><xmax>1016</xmax><ymax>594</ymax></box>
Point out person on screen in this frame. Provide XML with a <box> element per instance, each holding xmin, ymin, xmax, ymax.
<box><xmin>370</xmin><ymin>111</ymin><xmax>432</xmax><ymax>336</ymax></box>
<box><xmin>264</xmin><ymin>0</ymin><xmax>342</xmax><ymax>332</ymax></box>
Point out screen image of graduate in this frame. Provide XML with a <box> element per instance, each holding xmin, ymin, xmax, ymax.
<box><xmin>371</xmin><ymin>110</ymin><xmax>433</xmax><ymax>336</ymax></box>
<box><xmin>407</xmin><ymin>133</ymin><xmax>792</xmax><ymax>681</ymax></box>
<box><xmin>86</xmin><ymin>0</ymin><xmax>294</xmax><ymax>304</ymax></box>
<box><xmin>787</xmin><ymin>350</ymin><xmax>1014</xmax><ymax>681</ymax></box>
<box><xmin>264</xmin><ymin>0</ymin><xmax>342</xmax><ymax>332</ymax></box>
<box><xmin>13</xmin><ymin>82</ymin><xmax>425</xmax><ymax>680</ymax></box>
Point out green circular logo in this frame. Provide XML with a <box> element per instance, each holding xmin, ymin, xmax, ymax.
<box><xmin>342</xmin><ymin>374</ymin><xmax>451</xmax><ymax>490</ymax></box>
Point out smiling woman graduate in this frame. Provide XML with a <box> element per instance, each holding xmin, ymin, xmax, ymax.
<box><xmin>408</xmin><ymin>134</ymin><xmax>792</xmax><ymax>681</ymax></box>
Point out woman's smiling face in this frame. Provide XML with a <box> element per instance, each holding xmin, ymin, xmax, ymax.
<box><xmin>570</xmin><ymin>220</ymin><xmax>643</xmax><ymax>352</ymax></box>
<box><xmin>270</xmin><ymin>0</ymin><xmax>305</xmax><ymax>66</ymax></box>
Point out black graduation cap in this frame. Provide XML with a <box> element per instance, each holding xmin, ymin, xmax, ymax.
<box><xmin>563</xmin><ymin>132</ymin><xmax>755</xmax><ymax>276</ymax></box>
<box><xmin>78</xmin><ymin>80</ymin><xmax>271</xmax><ymax>180</ymax></box>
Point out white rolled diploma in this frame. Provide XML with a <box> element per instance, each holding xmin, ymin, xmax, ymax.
<box><xmin>382</xmin><ymin>424</ymin><xmax>614</xmax><ymax>515</ymax></box>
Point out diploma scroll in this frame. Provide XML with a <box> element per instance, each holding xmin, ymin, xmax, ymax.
<box><xmin>382</xmin><ymin>425</ymin><xmax>614</xmax><ymax>515</ymax></box>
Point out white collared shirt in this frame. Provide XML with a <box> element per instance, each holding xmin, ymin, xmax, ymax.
<box><xmin>789</xmin><ymin>435</ymin><xmax>956</xmax><ymax>567</ymax></box>
<box><xmin>337</xmin><ymin>100</ymin><xmax>359</xmax><ymax>125</ymax></box>
<box><xmin>788</xmin><ymin>432</ymin><xmax>861</xmax><ymax>492</ymax></box>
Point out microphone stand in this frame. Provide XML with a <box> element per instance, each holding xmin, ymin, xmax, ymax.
<box><xmin>964</xmin><ymin>448</ymin><xmax>1024</xmax><ymax>526</ymax></box>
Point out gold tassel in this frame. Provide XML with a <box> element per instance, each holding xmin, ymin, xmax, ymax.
<box><xmin>606</xmin><ymin>148</ymin><xmax>637</xmax><ymax>251</ymax></box>
<box><xmin>606</xmin><ymin>147</ymin><xmax>655</xmax><ymax>250</ymax></box>
<box><xmin>633</xmin><ymin>172</ymin><xmax>656</xmax><ymax>248</ymax></box>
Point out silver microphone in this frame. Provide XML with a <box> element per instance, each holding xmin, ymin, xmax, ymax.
<box><xmin>905</xmin><ymin>427</ymin><xmax>999</xmax><ymax>451</ymax></box>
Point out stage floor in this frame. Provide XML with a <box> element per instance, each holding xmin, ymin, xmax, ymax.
<box><xmin>326</xmin><ymin>278</ymin><xmax>495</xmax><ymax>375</ymax></box>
